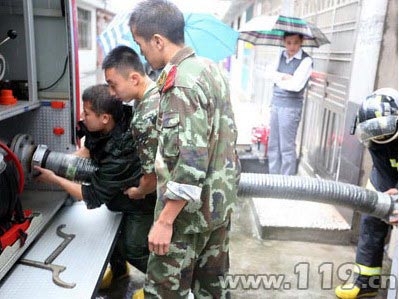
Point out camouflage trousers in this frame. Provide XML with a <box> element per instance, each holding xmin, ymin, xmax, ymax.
<box><xmin>144</xmin><ymin>218</ymin><xmax>231</xmax><ymax>299</ymax></box>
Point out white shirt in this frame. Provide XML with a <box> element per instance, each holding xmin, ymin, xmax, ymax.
<box><xmin>265</xmin><ymin>49</ymin><xmax>313</xmax><ymax>92</ymax></box>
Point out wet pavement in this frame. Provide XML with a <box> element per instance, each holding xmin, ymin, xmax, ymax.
<box><xmin>95</xmin><ymin>198</ymin><xmax>391</xmax><ymax>298</ymax></box>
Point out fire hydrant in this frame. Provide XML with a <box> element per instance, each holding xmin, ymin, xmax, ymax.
<box><xmin>251</xmin><ymin>125</ymin><xmax>269</xmax><ymax>155</ymax></box>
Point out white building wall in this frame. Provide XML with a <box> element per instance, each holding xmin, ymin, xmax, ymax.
<box><xmin>77</xmin><ymin>1</ymin><xmax>98</xmax><ymax>74</ymax></box>
<box><xmin>80</xmin><ymin>0</ymin><xmax>106</xmax><ymax>8</ymax></box>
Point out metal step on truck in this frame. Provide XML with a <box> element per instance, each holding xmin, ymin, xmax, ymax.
<box><xmin>0</xmin><ymin>1</ymin><xmax>121</xmax><ymax>298</ymax></box>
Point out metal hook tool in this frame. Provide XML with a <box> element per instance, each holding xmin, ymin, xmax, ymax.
<box><xmin>19</xmin><ymin>224</ymin><xmax>76</xmax><ymax>288</ymax></box>
<box><xmin>45</xmin><ymin>224</ymin><xmax>75</xmax><ymax>264</ymax></box>
<box><xmin>19</xmin><ymin>259</ymin><xmax>76</xmax><ymax>288</ymax></box>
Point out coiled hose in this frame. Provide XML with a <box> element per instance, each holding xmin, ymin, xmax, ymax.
<box><xmin>238</xmin><ymin>173</ymin><xmax>396</xmax><ymax>221</ymax></box>
<box><xmin>0</xmin><ymin>142</ymin><xmax>26</xmax><ymax>227</ymax></box>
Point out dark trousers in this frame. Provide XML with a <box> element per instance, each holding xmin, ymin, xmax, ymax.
<box><xmin>355</xmin><ymin>214</ymin><xmax>390</xmax><ymax>285</ymax></box>
<box><xmin>110</xmin><ymin>212</ymin><xmax>154</xmax><ymax>275</ymax></box>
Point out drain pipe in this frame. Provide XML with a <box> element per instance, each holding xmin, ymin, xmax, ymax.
<box><xmin>238</xmin><ymin>173</ymin><xmax>396</xmax><ymax>221</ymax></box>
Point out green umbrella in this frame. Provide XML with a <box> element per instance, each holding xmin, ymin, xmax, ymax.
<box><xmin>239</xmin><ymin>15</ymin><xmax>330</xmax><ymax>48</ymax></box>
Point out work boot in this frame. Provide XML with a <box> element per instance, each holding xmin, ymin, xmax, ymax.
<box><xmin>335</xmin><ymin>275</ymin><xmax>379</xmax><ymax>299</ymax></box>
<box><xmin>100</xmin><ymin>262</ymin><xmax>130</xmax><ymax>290</ymax></box>
<box><xmin>132</xmin><ymin>288</ymin><xmax>144</xmax><ymax>299</ymax></box>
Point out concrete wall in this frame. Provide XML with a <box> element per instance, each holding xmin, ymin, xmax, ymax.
<box><xmin>358</xmin><ymin>0</ymin><xmax>397</xmax><ymax>188</ymax></box>
<box><xmin>375</xmin><ymin>0</ymin><xmax>398</xmax><ymax>90</ymax></box>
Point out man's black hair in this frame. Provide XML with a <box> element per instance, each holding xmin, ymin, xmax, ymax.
<box><xmin>129</xmin><ymin>0</ymin><xmax>184</xmax><ymax>44</ymax></box>
<box><xmin>283</xmin><ymin>32</ymin><xmax>304</xmax><ymax>40</ymax></box>
<box><xmin>82</xmin><ymin>84</ymin><xmax>123</xmax><ymax>123</ymax></box>
<box><xmin>102</xmin><ymin>45</ymin><xmax>145</xmax><ymax>76</ymax></box>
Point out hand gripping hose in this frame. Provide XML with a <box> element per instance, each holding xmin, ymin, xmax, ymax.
<box><xmin>32</xmin><ymin>145</ymin><xmax>98</xmax><ymax>183</ymax></box>
<box><xmin>238</xmin><ymin>173</ymin><xmax>396</xmax><ymax>221</ymax></box>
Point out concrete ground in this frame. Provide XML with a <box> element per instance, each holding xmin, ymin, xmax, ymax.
<box><xmin>94</xmin><ymin>197</ymin><xmax>391</xmax><ymax>299</ymax></box>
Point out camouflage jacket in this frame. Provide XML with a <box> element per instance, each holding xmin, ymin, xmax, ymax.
<box><xmin>130</xmin><ymin>81</ymin><xmax>160</xmax><ymax>174</ymax></box>
<box><xmin>155</xmin><ymin>47</ymin><xmax>239</xmax><ymax>234</ymax></box>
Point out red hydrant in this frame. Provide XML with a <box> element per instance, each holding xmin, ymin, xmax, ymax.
<box><xmin>251</xmin><ymin>125</ymin><xmax>269</xmax><ymax>156</ymax></box>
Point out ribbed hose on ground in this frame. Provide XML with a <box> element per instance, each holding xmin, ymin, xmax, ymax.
<box><xmin>238</xmin><ymin>173</ymin><xmax>395</xmax><ymax>221</ymax></box>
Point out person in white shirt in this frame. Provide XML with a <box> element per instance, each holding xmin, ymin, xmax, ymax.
<box><xmin>267</xmin><ymin>32</ymin><xmax>313</xmax><ymax>175</ymax></box>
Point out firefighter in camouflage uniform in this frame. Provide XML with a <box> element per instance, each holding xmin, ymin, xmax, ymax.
<box><xmin>129</xmin><ymin>1</ymin><xmax>240</xmax><ymax>298</ymax></box>
<box><xmin>100</xmin><ymin>46</ymin><xmax>161</xmax><ymax>289</ymax></box>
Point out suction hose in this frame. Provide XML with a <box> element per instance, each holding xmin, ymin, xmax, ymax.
<box><xmin>9</xmin><ymin>135</ymin><xmax>396</xmax><ymax>221</ymax></box>
<box><xmin>238</xmin><ymin>173</ymin><xmax>396</xmax><ymax>221</ymax></box>
<box><xmin>9</xmin><ymin>134</ymin><xmax>97</xmax><ymax>183</ymax></box>
<box><xmin>32</xmin><ymin>145</ymin><xmax>98</xmax><ymax>182</ymax></box>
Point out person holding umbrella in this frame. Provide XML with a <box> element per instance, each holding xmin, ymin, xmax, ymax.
<box><xmin>239</xmin><ymin>15</ymin><xmax>330</xmax><ymax>175</ymax></box>
<box><xmin>266</xmin><ymin>31</ymin><xmax>313</xmax><ymax>175</ymax></box>
<box><xmin>129</xmin><ymin>0</ymin><xmax>240</xmax><ymax>298</ymax></box>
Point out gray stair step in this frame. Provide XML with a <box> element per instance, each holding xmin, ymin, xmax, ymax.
<box><xmin>250</xmin><ymin>197</ymin><xmax>353</xmax><ymax>245</ymax></box>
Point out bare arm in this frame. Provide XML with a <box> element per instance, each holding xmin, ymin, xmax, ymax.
<box><xmin>124</xmin><ymin>172</ymin><xmax>157</xmax><ymax>199</ymax></box>
<box><xmin>148</xmin><ymin>199</ymin><xmax>187</xmax><ymax>255</ymax></box>
<box><xmin>34</xmin><ymin>166</ymin><xmax>83</xmax><ymax>200</ymax></box>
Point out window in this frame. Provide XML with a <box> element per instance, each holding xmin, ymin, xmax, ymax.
<box><xmin>78</xmin><ymin>8</ymin><xmax>91</xmax><ymax>50</ymax></box>
<box><xmin>246</xmin><ymin>5</ymin><xmax>254</xmax><ymax>22</ymax></box>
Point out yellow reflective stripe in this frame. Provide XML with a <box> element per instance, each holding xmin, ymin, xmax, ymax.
<box><xmin>244</xmin><ymin>42</ymin><xmax>254</xmax><ymax>49</ymax></box>
<box><xmin>366</xmin><ymin>180</ymin><xmax>377</xmax><ymax>191</ymax></box>
<box><xmin>354</xmin><ymin>263</ymin><xmax>382</xmax><ymax>276</ymax></box>
<box><xmin>374</xmin><ymin>96</ymin><xmax>382</xmax><ymax>117</ymax></box>
<box><xmin>390</xmin><ymin>159</ymin><xmax>398</xmax><ymax>168</ymax></box>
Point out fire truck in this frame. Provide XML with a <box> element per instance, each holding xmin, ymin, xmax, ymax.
<box><xmin>0</xmin><ymin>2</ymin><xmax>397</xmax><ymax>299</ymax></box>
<box><xmin>0</xmin><ymin>1</ymin><xmax>121</xmax><ymax>297</ymax></box>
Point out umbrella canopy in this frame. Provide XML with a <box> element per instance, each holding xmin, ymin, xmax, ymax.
<box><xmin>239</xmin><ymin>15</ymin><xmax>330</xmax><ymax>48</ymax></box>
<box><xmin>98</xmin><ymin>12</ymin><xmax>239</xmax><ymax>62</ymax></box>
